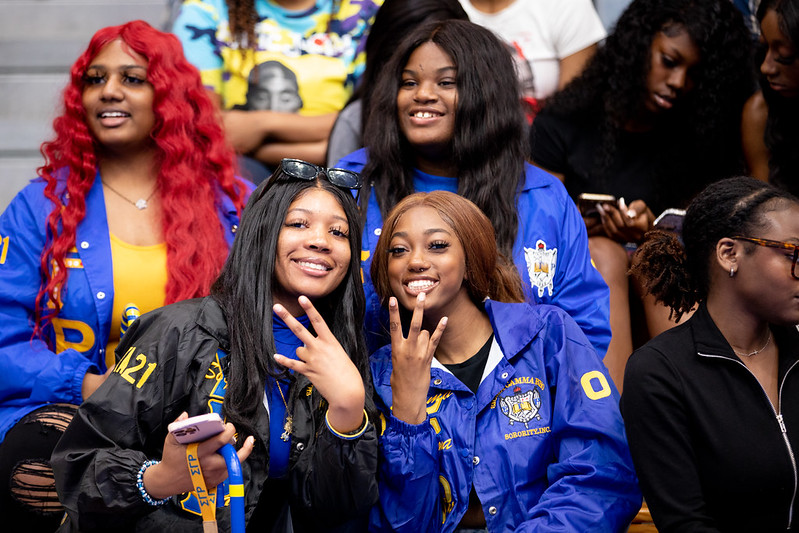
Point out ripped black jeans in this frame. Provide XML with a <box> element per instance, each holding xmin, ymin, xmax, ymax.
<box><xmin>0</xmin><ymin>404</ymin><xmax>78</xmax><ymax>532</ymax></box>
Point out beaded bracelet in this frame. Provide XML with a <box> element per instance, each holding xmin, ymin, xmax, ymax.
<box><xmin>325</xmin><ymin>408</ymin><xmax>369</xmax><ymax>440</ymax></box>
<box><xmin>136</xmin><ymin>460</ymin><xmax>169</xmax><ymax>506</ymax></box>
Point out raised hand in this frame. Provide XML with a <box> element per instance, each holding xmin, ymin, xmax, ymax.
<box><xmin>273</xmin><ymin>296</ymin><xmax>365</xmax><ymax>433</ymax></box>
<box><xmin>389</xmin><ymin>293</ymin><xmax>448</xmax><ymax>425</ymax></box>
<box><xmin>143</xmin><ymin>412</ymin><xmax>255</xmax><ymax>499</ymax></box>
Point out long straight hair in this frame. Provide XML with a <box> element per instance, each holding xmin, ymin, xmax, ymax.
<box><xmin>362</xmin><ymin>19</ymin><xmax>527</xmax><ymax>258</ymax></box>
<box><xmin>347</xmin><ymin>0</ymin><xmax>468</xmax><ymax>140</ymax></box>
<box><xmin>212</xmin><ymin>172</ymin><xmax>368</xmax><ymax>438</ymax></box>
<box><xmin>371</xmin><ymin>191</ymin><xmax>525</xmax><ymax>307</ymax></box>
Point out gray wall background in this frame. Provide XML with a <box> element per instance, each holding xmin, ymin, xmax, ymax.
<box><xmin>0</xmin><ymin>0</ymin><xmax>171</xmax><ymax>212</ymax></box>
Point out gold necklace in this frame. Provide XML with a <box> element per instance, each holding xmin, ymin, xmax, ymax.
<box><xmin>732</xmin><ymin>330</ymin><xmax>773</xmax><ymax>358</ymax></box>
<box><xmin>101</xmin><ymin>180</ymin><xmax>157</xmax><ymax>210</ymax></box>
<box><xmin>276</xmin><ymin>381</ymin><xmax>293</xmax><ymax>441</ymax></box>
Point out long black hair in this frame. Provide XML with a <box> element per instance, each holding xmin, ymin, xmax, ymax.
<box><xmin>757</xmin><ymin>0</ymin><xmax>799</xmax><ymax>195</ymax></box>
<box><xmin>212</xmin><ymin>169</ymin><xmax>368</xmax><ymax>439</ymax></box>
<box><xmin>347</xmin><ymin>0</ymin><xmax>468</xmax><ymax>142</ymax></box>
<box><xmin>632</xmin><ymin>176</ymin><xmax>798</xmax><ymax>319</ymax></box>
<box><xmin>361</xmin><ymin>19</ymin><xmax>527</xmax><ymax>258</ymax></box>
<box><xmin>542</xmin><ymin>0</ymin><xmax>754</xmax><ymax>198</ymax></box>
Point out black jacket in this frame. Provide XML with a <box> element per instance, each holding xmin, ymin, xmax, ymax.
<box><xmin>621</xmin><ymin>303</ymin><xmax>799</xmax><ymax>532</ymax></box>
<box><xmin>52</xmin><ymin>297</ymin><xmax>378</xmax><ymax>532</ymax></box>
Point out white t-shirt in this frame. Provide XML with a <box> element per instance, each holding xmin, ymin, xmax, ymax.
<box><xmin>460</xmin><ymin>0</ymin><xmax>606</xmax><ymax>100</ymax></box>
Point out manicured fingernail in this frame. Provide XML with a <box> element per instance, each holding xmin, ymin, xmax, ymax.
<box><xmin>627</xmin><ymin>209</ymin><xmax>637</xmax><ymax>218</ymax></box>
<box><xmin>596</xmin><ymin>203</ymin><xmax>606</xmax><ymax>215</ymax></box>
<box><xmin>389</xmin><ymin>297</ymin><xmax>397</xmax><ymax>308</ymax></box>
<box><xmin>298</xmin><ymin>295</ymin><xmax>310</xmax><ymax>305</ymax></box>
<box><xmin>273</xmin><ymin>304</ymin><xmax>284</xmax><ymax>313</ymax></box>
<box><xmin>274</xmin><ymin>353</ymin><xmax>284</xmax><ymax>360</ymax></box>
<box><xmin>418</xmin><ymin>292</ymin><xmax>425</xmax><ymax>302</ymax></box>
<box><xmin>441</xmin><ymin>317</ymin><xmax>448</xmax><ymax>326</ymax></box>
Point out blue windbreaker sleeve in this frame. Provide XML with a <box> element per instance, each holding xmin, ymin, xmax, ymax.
<box><xmin>369</xmin><ymin>414</ymin><xmax>443</xmax><ymax>532</ymax></box>
<box><xmin>546</xmin><ymin>177</ymin><xmax>611</xmax><ymax>356</ymax></box>
<box><xmin>369</xmin><ymin>344</ymin><xmax>443</xmax><ymax>532</ymax></box>
<box><xmin>0</xmin><ymin>186</ymin><xmax>97</xmax><ymax>429</ymax></box>
<box><xmin>518</xmin><ymin>310</ymin><xmax>640</xmax><ymax>532</ymax></box>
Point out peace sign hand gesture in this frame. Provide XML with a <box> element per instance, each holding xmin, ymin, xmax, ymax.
<box><xmin>273</xmin><ymin>296</ymin><xmax>365</xmax><ymax>434</ymax></box>
<box><xmin>389</xmin><ymin>293</ymin><xmax>448</xmax><ymax>425</ymax></box>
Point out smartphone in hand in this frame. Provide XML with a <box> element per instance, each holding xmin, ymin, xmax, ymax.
<box><xmin>167</xmin><ymin>413</ymin><xmax>225</xmax><ymax>444</ymax></box>
<box><xmin>653</xmin><ymin>208</ymin><xmax>686</xmax><ymax>234</ymax></box>
<box><xmin>578</xmin><ymin>193</ymin><xmax>617</xmax><ymax>217</ymax></box>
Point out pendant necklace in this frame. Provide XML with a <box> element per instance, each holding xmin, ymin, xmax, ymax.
<box><xmin>102</xmin><ymin>180</ymin><xmax>157</xmax><ymax>210</ymax></box>
<box><xmin>276</xmin><ymin>381</ymin><xmax>293</xmax><ymax>441</ymax></box>
<box><xmin>732</xmin><ymin>330</ymin><xmax>772</xmax><ymax>358</ymax></box>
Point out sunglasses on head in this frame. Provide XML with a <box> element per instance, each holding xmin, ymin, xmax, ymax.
<box><xmin>255</xmin><ymin>158</ymin><xmax>362</xmax><ymax>204</ymax></box>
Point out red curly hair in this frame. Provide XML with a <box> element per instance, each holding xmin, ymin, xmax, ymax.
<box><xmin>35</xmin><ymin>20</ymin><xmax>246</xmax><ymax>339</ymax></box>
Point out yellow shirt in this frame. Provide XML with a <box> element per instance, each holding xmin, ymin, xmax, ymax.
<box><xmin>106</xmin><ymin>233</ymin><xmax>167</xmax><ymax>367</ymax></box>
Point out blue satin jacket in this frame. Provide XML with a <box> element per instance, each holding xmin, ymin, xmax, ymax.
<box><xmin>0</xmin><ymin>172</ymin><xmax>250</xmax><ymax>440</ymax></box>
<box><xmin>370</xmin><ymin>299</ymin><xmax>641</xmax><ymax>532</ymax></box>
<box><xmin>335</xmin><ymin>149</ymin><xmax>611</xmax><ymax>356</ymax></box>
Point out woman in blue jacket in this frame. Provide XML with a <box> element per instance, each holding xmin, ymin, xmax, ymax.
<box><xmin>368</xmin><ymin>190</ymin><xmax>640</xmax><ymax>532</ymax></box>
<box><xmin>0</xmin><ymin>21</ymin><xmax>250</xmax><ymax>529</ymax></box>
<box><xmin>333</xmin><ymin>19</ymin><xmax>610</xmax><ymax>358</ymax></box>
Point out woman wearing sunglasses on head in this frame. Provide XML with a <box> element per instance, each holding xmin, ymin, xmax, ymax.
<box><xmin>51</xmin><ymin>160</ymin><xmax>377</xmax><ymax>532</ymax></box>
<box><xmin>622</xmin><ymin>176</ymin><xmax>799</xmax><ymax>532</ymax></box>
<box><xmin>369</xmin><ymin>191</ymin><xmax>640</xmax><ymax>532</ymax></box>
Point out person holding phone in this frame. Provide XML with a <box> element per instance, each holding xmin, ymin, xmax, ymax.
<box><xmin>368</xmin><ymin>190</ymin><xmax>640</xmax><ymax>532</ymax></box>
<box><xmin>531</xmin><ymin>0</ymin><xmax>755</xmax><ymax>389</ymax></box>
<box><xmin>52</xmin><ymin>161</ymin><xmax>377</xmax><ymax>532</ymax></box>
<box><xmin>0</xmin><ymin>21</ymin><xmax>250</xmax><ymax>530</ymax></box>
<box><xmin>623</xmin><ymin>176</ymin><xmax>799</xmax><ymax>531</ymax></box>
<box><xmin>334</xmin><ymin>19</ymin><xmax>611</xmax><ymax>359</ymax></box>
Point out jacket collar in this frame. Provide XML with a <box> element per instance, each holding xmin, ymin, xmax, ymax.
<box><xmin>483</xmin><ymin>299</ymin><xmax>544</xmax><ymax>361</ymax></box>
<box><xmin>690</xmin><ymin>302</ymin><xmax>799</xmax><ymax>372</ymax></box>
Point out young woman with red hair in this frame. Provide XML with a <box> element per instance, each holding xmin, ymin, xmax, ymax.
<box><xmin>0</xmin><ymin>20</ymin><xmax>249</xmax><ymax>529</ymax></box>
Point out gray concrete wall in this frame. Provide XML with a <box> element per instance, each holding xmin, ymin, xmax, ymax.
<box><xmin>0</xmin><ymin>0</ymin><xmax>170</xmax><ymax>211</ymax></box>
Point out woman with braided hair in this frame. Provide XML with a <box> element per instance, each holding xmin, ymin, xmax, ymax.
<box><xmin>622</xmin><ymin>176</ymin><xmax>799</xmax><ymax>531</ymax></box>
<box><xmin>0</xmin><ymin>20</ymin><xmax>249</xmax><ymax>529</ymax></box>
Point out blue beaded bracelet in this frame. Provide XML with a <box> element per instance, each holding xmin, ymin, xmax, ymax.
<box><xmin>136</xmin><ymin>460</ymin><xmax>169</xmax><ymax>506</ymax></box>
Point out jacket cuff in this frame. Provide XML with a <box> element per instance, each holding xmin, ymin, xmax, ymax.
<box><xmin>73</xmin><ymin>360</ymin><xmax>100</xmax><ymax>403</ymax></box>
<box><xmin>387</xmin><ymin>413</ymin><xmax>432</xmax><ymax>437</ymax></box>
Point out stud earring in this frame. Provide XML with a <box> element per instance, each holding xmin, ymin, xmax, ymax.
<box><xmin>730</xmin><ymin>267</ymin><xmax>736</xmax><ymax>278</ymax></box>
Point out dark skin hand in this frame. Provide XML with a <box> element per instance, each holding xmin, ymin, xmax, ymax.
<box><xmin>585</xmin><ymin>198</ymin><xmax>654</xmax><ymax>243</ymax></box>
<box><xmin>143</xmin><ymin>412</ymin><xmax>255</xmax><ymax>499</ymax></box>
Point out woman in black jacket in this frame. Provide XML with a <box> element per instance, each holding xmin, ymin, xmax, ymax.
<box><xmin>622</xmin><ymin>176</ymin><xmax>799</xmax><ymax>531</ymax></box>
<box><xmin>52</xmin><ymin>160</ymin><xmax>377</xmax><ymax>532</ymax></box>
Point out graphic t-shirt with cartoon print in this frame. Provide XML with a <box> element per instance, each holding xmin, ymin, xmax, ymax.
<box><xmin>173</xmin><ymin>0</ymin><xmax>382</xmax><ymax>115</ymax></box>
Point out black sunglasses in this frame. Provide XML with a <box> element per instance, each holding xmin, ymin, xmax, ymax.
<box><xmin>254</xmin><ymin>158</ymin><xmax>362</xmax><ymax>204</ymax></box>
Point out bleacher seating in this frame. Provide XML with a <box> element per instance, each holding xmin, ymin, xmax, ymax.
<box><xmin>0</xmin><ymin>0</ymin><xmax>169</xmax><ymax>211</ymax></box>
